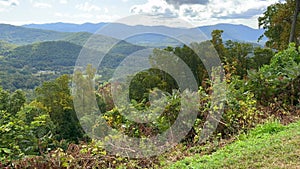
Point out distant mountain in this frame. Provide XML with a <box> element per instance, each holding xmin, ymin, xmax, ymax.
<box><xmin>199</xmin><ymin>23</ymin><xmax>266</xmax><ymax>43</ymax></box>
<box><xmin>22</xmin><ymin>22</ymin><xmax>267</xmax><ymax>44</ymax></box>
<box><xmin>23</xmin><ymin>22</ymin><xmax>107</xmax><ymax>33</ymax></box>
<box><xmin>0</xmin><ymin>24</ymin><xmax>71</xmax><ymax>45</ymax></box>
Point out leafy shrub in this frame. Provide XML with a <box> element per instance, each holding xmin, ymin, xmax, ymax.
<box><xmin>194</xmin><ymin>76</ymin><xmax>261</xmax><ymax>141</ymax></box>
<box><xmin>248</xmin><ymin>43</ymin><xmax>300</xmax><ymax>105</ymax></box>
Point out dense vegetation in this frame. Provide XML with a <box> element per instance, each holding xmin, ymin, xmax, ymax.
<box><xmin>1</xmin><ymin>42</ymin><xmax>299</xmax><ymax>168</ymax></box>
<box><xmin>0</xmin><ymin>38</ymin><xmax>145</xmax><ymax>91</ymax></box>
<box><xmin>0</xmin><ymin>24</ymin><xmax>71</xmax><ymax>45</ymax></box>
<box><xmin>0</xmin><ymin>0</ymin><xmax>299</xmax><ymax>168</ymax></box>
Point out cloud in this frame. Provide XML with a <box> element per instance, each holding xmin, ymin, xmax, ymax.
<box><xmin>76</xmin><ymin>2</ymin><xmax>101</xmax><ymax>12</ymax></box>
<box><xmin>207</xmin><ymin>0</ymin><xmax>278</xmax><ymax>19</ymax></box>
<box><xmin>130</xmin><ymin>0</ymin><xmax>279</xmax><ymax>28</ymax></box>
<box><xmin>59</xmin><ymin>0</ymin><xmax>68</xmax><ymax>4</ymax></box>
<box><xmin>165</xmin><ymin>0</ymin><xmax>209</xmax><ymax>8</ymax></box>
<box><xmin>33</xmin><ymin>2</ymin><xmax>52</xmax><ymax>8</ymax></box>
<box><xmin>0</xmin><ymin>0</ymin><xmax>19</xmax><ymax>12</ymax></box>
<box><xmin>130</xmin><ymin>0</ymin><xmax>178</xmax><ymax>18</ymax></box>
<box><xmin>0</xmin><ymin>0</ymin><xmax>19</xmax><ymax>7</ymax></box>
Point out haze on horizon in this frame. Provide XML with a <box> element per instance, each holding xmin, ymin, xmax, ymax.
<box><xmin>0</xmin><ymin>0</ymin><xmax>284</xmax><ymax>28</ymax></box>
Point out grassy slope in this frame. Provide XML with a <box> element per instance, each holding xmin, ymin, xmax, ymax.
<box><xmin>167</xmin><ymin>121</ymin><xmax>300</xmax><ymax>169</ymax></box>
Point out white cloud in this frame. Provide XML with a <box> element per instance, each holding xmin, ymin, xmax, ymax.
<box><xmin>33</xmin><ymin>2</ymin><xmax>52</xmax><ymax>8</ymax></box>
<box><xmin>76</xmin><ymin>2</ymin><xmax>101</xmax><ymax>12</ymax></box>
<box><xmin>0</xmin><ymin>0</ymin><xmax>19</xmax><ymax>11</ymax></box>
<box><xmin>130</xmin><ymin>0</ymin><xmax>177</xmax><ymax>17</ymax></box>
<box><xmin>129</xmin><ymin>0</ymin><xmax>280</xmax><ymax>28</ymax></box>
<box><xmin>59</xmin><ymin>0</ymin><xmax>68</xmax><ymax>4</ymax></box>
<box><xmin>104</xmin><ymin>7</ymin><xmax>109</xmax><ymax>13</ymax></box>
<box><xmin>0</xmin><ymin>0</ymin><xmax>19</xmax><ymax>7</ymax></box>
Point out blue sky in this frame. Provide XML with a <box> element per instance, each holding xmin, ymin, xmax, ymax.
<box><xmin>0</xmin><ymin>0</ymin><xmax>283</xmax><ymax>28</ymax></box>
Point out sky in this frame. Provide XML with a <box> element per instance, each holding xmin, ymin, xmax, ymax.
<box><xmin>0</xmin><ymin>0</ymin><xmax>284</xmax><ymax>28</ymax></box>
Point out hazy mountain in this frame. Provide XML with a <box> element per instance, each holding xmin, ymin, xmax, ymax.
<box><xmin>23</xmin><ymin>22</ymin><xmax>107</xmax><ymax>33</ymax></box>
<box><xmin>22</xmin><ymin>22</ymin><xmax>267</xmax><ymax>44</ymax></box>
<box><xmin>199</xmin><ymin>23</ymin><xmax>266</xmax><ymax>43</ymax></box>
<box><xmin>0</xmin><ymin>24</ymin><xmax>72</xmax><ymax>45</ymax></box>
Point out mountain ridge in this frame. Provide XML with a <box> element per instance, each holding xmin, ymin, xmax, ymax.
<box><xmin>0</xmin><ymin>23</ymin><xmax>72</xmax><ymax>45</ymax></box>
<box><xmin>22</xmin><ymin>22</ymin><xmax>267</xmax><ymax>44</ymax></box>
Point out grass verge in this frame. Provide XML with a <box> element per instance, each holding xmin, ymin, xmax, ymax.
<box><xmin>166</xmin><ymin>120</ymin><xmax>300</xmax><ymax>169</ymax></box>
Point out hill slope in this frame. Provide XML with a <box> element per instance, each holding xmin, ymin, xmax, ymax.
<box><xmin>0</xmin><ymin>39</ymin><xmax>145</xmax><ymax>90</ymax></box>
<box><xmin>0</xmin><ymin>24</ymin><xmax>71</xmax><ymax>45</ymax></box>
<box><xmin>0</xmin><ymin>41</ymin><xmax>85</xmax><ymax>90</ymax></box>
<box><xmin>167</xmin><ymin>121</ymin><xmax>300</xmax><ymax>169</ymax></box>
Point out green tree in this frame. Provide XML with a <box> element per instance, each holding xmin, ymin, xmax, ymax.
<box><xmin>225</xmin><ymin>40</ymin><xmax>253</xmax><ymax>78</ymax></box>
<box><xmin>211</xmin><ymin>30</ymin><xmax>227</xmax><ymax>61</ymax></box>
<box><xmin>35</xmin><ymin>75</ymin><xmax>84</xmax><ymax>142</ymax></box>
<box><xmin>249</xmin><ymin>47</ymin><xmax>274</xmax><ymax>70</ymax></box>
<box><xmin>259</xmin><ymin>0</ymin><xmax>300</xmax><ymax>50</ymax></box>
<box><xmin>8</xmin><ymin>90</ymin><xmax>26</xmax><ymax>116</ymax></box>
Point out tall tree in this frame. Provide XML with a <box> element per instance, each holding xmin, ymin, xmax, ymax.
<box><xmin>259</xmin><ymin>0</ymin><xmax>300</xmax><ymax>50</ymax></box>
<box><xmin>289</xmin><ymin>0</ymin><xmax>300</xmax><ymax>43</ymax></box>
<box><xmin>36</xmin><ymin>75</ymin><xmax>84</xmax><ymax>142</ymax></box>
<box><xmin>211</xmin><ymin>30</ymin><xmax>227</xmax><ymax>61</ymax></box>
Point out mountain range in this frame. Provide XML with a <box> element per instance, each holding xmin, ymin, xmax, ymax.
<box><xmin>23</xmin><ymin>22</ymin><xmax>267</xmax><ymax>44</ymax></box>
<box><xmin>0</xmin><ymin>22</ymin><xmax>267</xmax><ymax>47</ymax></box>
<box><xmin>0</xmin><ymin>22</ymin><xmax>267</xmax><ymax>90</ymax></box>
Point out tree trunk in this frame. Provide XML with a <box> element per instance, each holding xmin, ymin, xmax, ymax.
<box><xmin>289</xmin><ymin>0</ymin><xmax>300</xmax><ymax>43</ymax></box>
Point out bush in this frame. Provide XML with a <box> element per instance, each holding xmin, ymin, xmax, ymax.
<box><xmin>248</xmin><ymin>43</ymin><xmax>300</xmax><ymax>105</ymax></box>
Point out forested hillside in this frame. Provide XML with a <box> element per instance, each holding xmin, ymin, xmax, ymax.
<box><xmin>0</xmin><ymin>37</ymin><xmax>145</xmax><ymax>90</ymax></box>
<box><xmin>0</xmin><ymin>0</ymin><xmax>299</xmax><ymax>168</ymax></box>
<box><xmin>0</xmin><ymin>24</ymin><xmax>71</xmax><ymax>45</ymax></box>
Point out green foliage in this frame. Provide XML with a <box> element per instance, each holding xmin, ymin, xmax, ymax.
<box><xmin>1</xmin><ymin>19</ymin><xmax>300</xmax><ymax>168</ymax></box>
<box><xmin>0</xmin><ymin>88</ymin><xmax>56</xmax><ymax>163</ymax></box>
<box><xmin>258</xmin><ymin>0</ymin><xmax>299</xmax><ymax>50</ymax></box>
<box><xmin>35</xmin><ymin>75</ymin><xmax>85</xmax><ymax>142</ymax></box>
<box><xmin>211</xmin><ymin>30</ymin><xmax>226</xmax><ymax>61</ymax></box>
<box><xmin>0</xmin><ymin>39</ymin><xmax>145</xmax><ymax>91</ymax></box>
<box><xmin>225</xmin><ymin>40</ymin><xmax>253</xmax><ymax>77</ymax></box>
<box><xmin>249</xmin><ymin>47</ymin><xmax>274</xmax><ymax>70</ymax></box>
<box><xmin>0</xmin><ymin>40</ymin><xmax>16</xmax><ymax>56</ymax></box>
<box><xmin>248</xmin><ymin>43</ymin><xmax>300</xmax><ymax>104</ymax></box>
<box><xmin>211</xmin><ymin>29</ymin><xmax>260</xmax><ymax>79</ymax></box>
<box><xmin>129</xmin><ymin>68</ymin><xmax>177</xmax><ymax>102</ymax></box>
<box><xmin>194</xmin><ymin>76</ymin><xmax>260</xmax><ymax>141</ymax></box>
<box><xmin>8</xmin><ymin>41</ymin><xmax>82</xmax><ymax>69</ymax></box>
<box><xmin>0</xmin><ymin>110</ymin><xmax>29</xmax><ymax>162</ymax></box>
<box><xmin>101</xmin><ymin>89</ymin><xmax>181</xmax><ymax>138</ymax></box>
<box><xmin>221</xmin><ymin>77</ymin><xmax>260</xmax><ymax>135</ymax></box>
